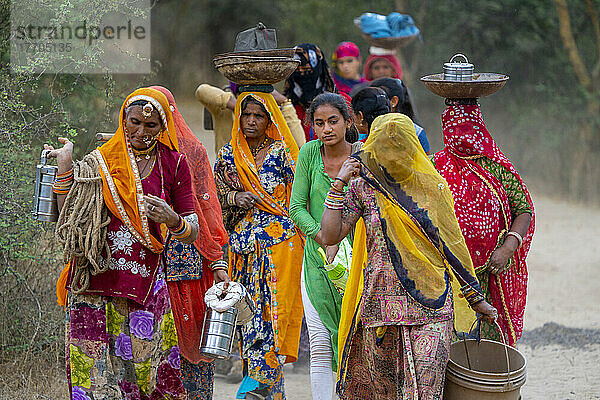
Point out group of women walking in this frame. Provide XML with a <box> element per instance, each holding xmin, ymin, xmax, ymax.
<box><xmin>48</xmin><ymin>40</ymin><xmax>534</xmax><ymax>400</ymax></box>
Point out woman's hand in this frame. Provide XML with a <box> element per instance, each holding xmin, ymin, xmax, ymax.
<box><xmin>213</xmin><ymin>269</ymin><xmax>230</xmax><ymax>289</ymax></box>
<box><xmin>487</xmin><ymin>242</ymin><xmax>516</xmax><ymax>275</ymax></box>
<box><xmin>144</xmin><ymin>194</ymin><xmax>179</xmax><ymax>226</ymax></box>
<box><xmin>271</xmin><ymin>89</ymin><xmax>288</xmax><ymax>106</ymax></box>
<box><xmin>335</xmin><ymin>158</ymin><xmax>361</xmax><ymax>187</ymax></box>
<box><xmin>44</xmin><ymin>137</ymin><xmax>74</xmax><ymax>171</ymax></box>
<box><xmin>235</xmin><ymin>191</ymin><xmax>262</xmax><ymax>209</ymax></box>
<box><xmin>325</xmin><ymin>244</ymin><xmax>339</xmax><ymax>264</ymax></box>
<box><xmin>472</xmin><ymin>300</ymin><xmax>498</xmax><ymax>323</ymax></box>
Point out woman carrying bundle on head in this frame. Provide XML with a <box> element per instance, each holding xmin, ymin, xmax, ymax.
<box><xmin>213</xmin><ymin>91</ymin><xmax>304</xmax><ymax>400</ymax></box>
<box><xmin>432</xmin><ymin>99</ymin><xmax>535</xmax><ymax>346</ymax></box>
<box><xmin>320</xmin><ymin>112</ymin><xmax>497</xmax><ymax>400</ymax></box>
<box><xmin>49</xmin><ymin>87</ymin><xmax>198</xmax><ymax>399</ymax></box>
<box><xmin>289</xmin><ymin>93</ymin><xmax>362</xmax><ymax>400</ymax></box>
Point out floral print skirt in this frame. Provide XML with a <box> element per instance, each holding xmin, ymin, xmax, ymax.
<box><xmin>65</xmin><ymin>276</ymin><xmax>186</xmax><ymax>400</ymax></box>
<box><xmin>339</xmin><ymin>320</ymin><xmax>452</xmax><ymax>400</ymax></box>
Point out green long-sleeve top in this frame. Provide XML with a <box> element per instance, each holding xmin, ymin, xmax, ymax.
<box><xmin>289</xmin><ymin>139</ymin><xmax>362</xmax><ymax>370</ymax></box>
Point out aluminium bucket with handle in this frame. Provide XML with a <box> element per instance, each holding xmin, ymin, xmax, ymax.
<box><xmin>444</xmin><ymin>320</ymin><xmax>527</xmax><ymax>400</ymax></box>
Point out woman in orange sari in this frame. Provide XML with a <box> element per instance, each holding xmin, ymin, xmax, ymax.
<box><xmin>214</xmin><ymin>91</ymin><xmax>304</xmax><ymax>399</ymax></box>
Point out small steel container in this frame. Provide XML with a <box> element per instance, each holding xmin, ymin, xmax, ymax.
<box><xmin>199</xmin><ymin>306</ymin><xmax>238</xmax><ymax>359</ymax></box>
<box><xmin>32</xmin><ymin>150</ymin><xmax>59</xmax><ymax>222</ymax></box>
<box><xmin>443</xmin><ymin>54</ymin><xmax>474</xmax><ymax>81</ymax></box>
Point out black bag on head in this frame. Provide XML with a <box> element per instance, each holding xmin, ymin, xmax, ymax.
<box><xmin>234</xmin><ymin>22</ymin><xmax>277</xmax><ymax>52</ymax></box>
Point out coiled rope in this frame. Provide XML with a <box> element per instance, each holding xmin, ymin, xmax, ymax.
<box><xmin>55</xmin><ymin>154</ymin><xmax>111</xmax><ymax>293</ymax></box>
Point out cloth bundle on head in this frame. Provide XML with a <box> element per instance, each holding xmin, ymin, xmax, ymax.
<box><xmin>283</xmin><ymin>43</ymin><xmax>336</xmax><ymax>109</ymax></box>
<box><xmin>434</xmin><ymin>104</ymin><xmax>535</xmax><ymax>345</ymax></box>
<box><xmin>359</xmin><ymin>12</ymin><xmax>420</xmax><ymax>38</ymax></box>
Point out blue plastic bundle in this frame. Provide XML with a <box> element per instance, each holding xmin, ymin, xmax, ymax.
<box><xmin>359</xmin><ymin>12</ymin><xmax>420</xmax><ymax>38</ymax></box>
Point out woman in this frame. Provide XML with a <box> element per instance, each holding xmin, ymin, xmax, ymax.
<box><xmin>350</xmin><ymin>86</ymin><xmax>391</xmax><ymax>142</ymax></box>
<box><xmin>433</xmin><ymin>100</ymin><xmax>534</xmax><ymax>346</ymax></box>
<box><xmin>363</xmin><ymin>50</ymin><xmax>403</xmax><ymax>81</ymax></box>
<box><xmin>214</xmin><ymin>91</ymin><xmax>304</xmax><ymax>399</ymax></box>
<box><xmin>320</xmin><ymin>113</ymin><xmax>497</xmax><ymax>399</ymax></box>
<box><xmin>50</xmin><ymin>87</ymin><xmax>197</xmax><ymax>399</ymax></box>
<box><xmin>289</xmin><ymin>93</ymin><xmax>361</xmax><ymax>400</ymax></box>
<box><xmin>151</xmin><ymin>86</ymin><xmax>230</xmax><ymax>400</ymax></box>
<box><xmin>369</xmin><ymin>77</ymin><xmax>430</xmax><ymax>153</ymax></box>
<box><xmin>331</xmin><ymin>41</ymin><xmax>367</xmax><ymax>96</ymax></box>
<box><xmin>283</xmin><ymin>43</ymin><xmax>337</xmax><ymax>142</ymax></box>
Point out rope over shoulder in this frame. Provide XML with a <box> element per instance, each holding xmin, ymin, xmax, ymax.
<box><xmin>55</xmin><ymin>153</ymin><xmax>111</xmax><ymax>294</ymax></box>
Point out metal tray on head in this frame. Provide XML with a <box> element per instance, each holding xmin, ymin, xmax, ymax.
<box><xmin>420</xmin><ymin>73</ymin><xmax>509</xmax><ymax>98</ymax></box>
<box><xmin>213</xmin><ymin>48</ymin><xmax>296</xmax><ymax>62</ymax></box>
<box><xmin>213</xmin><ymin>56</ymin><xmax>300</xmax><ymax>85</ymax></box>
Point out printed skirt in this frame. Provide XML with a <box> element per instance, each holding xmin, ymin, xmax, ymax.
<box><xmin>339</xmin><ymin>320</ymin><xmax>453</xmax><ymax>400</ymax></box>
<box><xmin>65</xmin><ymin>274</ymin><xmax>186</xmax><ymax>400</ymax></box>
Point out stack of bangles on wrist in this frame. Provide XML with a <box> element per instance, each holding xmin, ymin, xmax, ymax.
<box><xmin>52</xmin><ymin>169</ymin><xmax>74</xmax><ymax>194</ymax></box>
<box><xmin>324</xmin><ymin>183</ymin><xmax>345</xmax><ymax>210</ymax></box>
<box><xmin>506</xmin><ymin>231</ymin><xmax>523</xmax><ymax>248</ymax></box>
<box><xmin>461</xmin><ymin>284</ymin><xmax>485</xmax><ymax>306</ymax></box>
<box><xmin>226</xmin><ymin>191</ymin><xmax>238</xmax><ymax>206</ymax></box>
<box><xmin>170</xmin><ymin>216</ymin><xmax>191</xmax><ymax>240</ymax></box>
<box><xmin>210</xmin><ymin>259</ymin><xmax>228</xmax><ymax>272</ymax></box>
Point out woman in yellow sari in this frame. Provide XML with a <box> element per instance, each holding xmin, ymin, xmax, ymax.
<box><xmin>214</xmin><ymin>91</ymin><xmax>304</xmax><ymax>400</ymax></box>
<box><xmin>320</xmin><ymin>113</ymin><xmax>496</xmax><ymax>399</ymax></box>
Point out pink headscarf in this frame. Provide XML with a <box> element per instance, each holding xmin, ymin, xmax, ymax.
<box><xmin>334</xmin><ymin>41</ymin><xmax>360</xmax><ymax>59</ymax></box>
<box><xmin>363</xmin><ymin>54</ymin><xmax>403</xmax><ymax>80</ymax></box>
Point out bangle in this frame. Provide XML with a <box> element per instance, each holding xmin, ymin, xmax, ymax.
<box><xmin>324</xmin><ymin>188</ymin><xmax>345</xmax><ymax>210</ymax></box>
<box><xmin>460</xmin><ymin>284</ymin><xmax>485</xmax><ymax>307</ymax></box>
<box><xmin>53</xmin><ymin>170</ymin><xmax>74</xmax><ymax>194</ymax></box>
<box><xmin>280</xmin><ymin>100</ymin><xmax>293</xmax><ymax>109</ymax></box>
<box><xmin>170</xmin><ymin>216</ymin><xmax>192</xmax><ymax>240</ymax></box>
<box><xmin>334</xmin><ymin>176</ymin><xmax>348</xmax><ymax>186</ymax></box>
<box><xmin>227</xmin><ymin>191</ymin><xmax>238</xmax><ymax>206</ymax></box>
<box><xmin>506</xmin><ymin>231</ymin><xmax>523</xmax><ymax>248</ymax></box>
<box><xmin>210</xmin><ymin>260</ymin><xmax>229</xmax><ymax>271</ymax></box>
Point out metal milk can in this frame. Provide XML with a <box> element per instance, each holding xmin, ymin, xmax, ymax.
<box><xmin>32</xmin><ymin>150</ymin><xmax>58</xmax><ymax>222</ymax></box>
<box><xmin>443</xmin><ymin>54</ymin><xmax>474</xmax><ymax>81</ymax></box>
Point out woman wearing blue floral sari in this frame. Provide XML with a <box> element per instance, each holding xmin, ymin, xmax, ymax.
<box><xmin>214</xmin><ymin>91</ymin><xmax>304</xmax><ymax>400</ymax></box>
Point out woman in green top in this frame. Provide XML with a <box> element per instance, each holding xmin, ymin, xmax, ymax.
<box><xmin>289</xmin><ymin>93</ymin><xmax>361</xmax><ymax>400</ymax></box>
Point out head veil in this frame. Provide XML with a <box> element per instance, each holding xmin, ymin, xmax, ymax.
<box><xmin>434</xmin><ymin>104</ymin><xmax>535</xmax><ymax>345</ymax></box>
<box><xmin>94</xmin><ymin>87</ymin><xmax>178</xmax><ymax>253</ymax></box>
<box><xmin>355</xmin><ymin>113</ymin><xmax>478</xmax><ymax>329</ymax></box>
<box><xmin>230</xmin><ymin>92</ymin><xmax>299</xmax><ymax>218</ymax></box>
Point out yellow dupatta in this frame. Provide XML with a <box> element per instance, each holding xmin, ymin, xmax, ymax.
<box><xmin>338</xmin><ymin>113</ymin><xmax>478</xmax><ymax>378</ymax></box>
<box><xmin>57</xmin><ymin>87</ymin><xmax>179</xmax><ymax>306</ymax></box>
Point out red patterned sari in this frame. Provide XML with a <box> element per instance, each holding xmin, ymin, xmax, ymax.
<box><xmin>433</xmin><ymin>105</ymin><xmax>535</xmax><ymax>346</ymax></box>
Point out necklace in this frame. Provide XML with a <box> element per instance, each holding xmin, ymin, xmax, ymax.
<box><xmin>138</xmin><ymin>154</ymin><xmax>156</xmax><ymax>179</ymax></box>
<box><xmin>250</xmin><ymin>136</ymin><xmax>270</xmax><ymax>157</ymax></box>
<box><xmin>132</xmin><ymin>141</ymin><xmax>157</xmax><ymax>162</ymax></box>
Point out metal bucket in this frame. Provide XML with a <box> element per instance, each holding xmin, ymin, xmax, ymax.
<box><xmin>32</xmin><ymin>150</ymin><xmax>59</xmax><ymax>222</ymax></box>
<box><xmin>199</xmin><ymin>306</ymin><xmax>238</xmax><ymax>359</ymax></box>
<box><xmin>235</xmin><ymin>285</ymin><xmax>256</xmax><ymax>325</ymax></box>
<box><xmin>444</xmin><ymin>321</ymin><xmax>527</xmax><ymax>400</ymax></box>
<box><xmin>443</xmin><ymin>53</ymin><xmax>474</xmax><ymax>81</ymax></box>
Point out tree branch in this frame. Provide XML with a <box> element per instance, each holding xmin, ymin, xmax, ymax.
<box><xmin>555</xmin><ymin>0</ymin><xmax>592</xmax><ymax>90</ymax></box>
